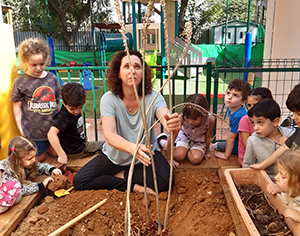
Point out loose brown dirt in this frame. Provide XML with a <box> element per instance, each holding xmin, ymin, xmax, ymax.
<box><xmin>12</xmin><ymin>169</ymin><xmax>235</xmax><ymax>236</ymax></box>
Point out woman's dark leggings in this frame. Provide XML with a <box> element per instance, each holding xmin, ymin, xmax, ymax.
<box><xmin>73</xmin><ymin>150</ymin><xmax>173</xmax><ymax>192</ymax></box>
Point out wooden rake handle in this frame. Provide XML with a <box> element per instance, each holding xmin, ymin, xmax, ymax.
<box><xmin>48</xmin><ymin>198</ymin><xmax>108</xmax><ymax>236</ymax></box>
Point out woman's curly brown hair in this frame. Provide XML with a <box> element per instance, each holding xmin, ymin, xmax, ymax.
<box><xmin>106</xmin><ymin>50</ymin><xmax>153</xmax><ymax>99</ymax></box>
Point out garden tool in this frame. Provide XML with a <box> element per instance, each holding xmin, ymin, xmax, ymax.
<box><xmin>54</xmin><ymin>186</ymin><xmax>74</xmax><ymax>197</ymax></box>
<box><xmin>64</xmin><ymin>170</ymin><xmax>74</xmax><ymax>184</ymax></box>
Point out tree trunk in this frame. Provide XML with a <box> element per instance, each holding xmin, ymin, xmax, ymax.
<box><xmin>48</xmin><ymin>0</ymin><xmax>89</xmax><ymax>50</ymax></box>
<box><xmin>178</xmin><ymin>0</ymin><xmax>189</xmax><ymax>37</ymax></box>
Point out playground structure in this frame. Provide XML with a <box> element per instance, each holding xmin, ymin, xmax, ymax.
<box><xmin>122</xmin><ymin>0</ymin><xmax>203</xmax><ymax>77</ymax></box>
<box><xmin>92</xmin><ymin>0</ymin><xmax>203</xmax><ymax>78</ymax></box>
<box><xmin>95</xmin><ymin>31</ymin><xmax>133</xmax><ymax>68</ymax></box>
<box><xmin>0</xmin><ymin>5</ymin><xmax>20</xmax><ymax>160</ymax></box>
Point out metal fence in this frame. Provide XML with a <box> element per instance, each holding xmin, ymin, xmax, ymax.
<box><xmin>45</xmin><ymin>59</ymin><xmax>300</xmax><ymax>142</ymax></box>
<box><xmin>14</xmin><ymin>30</ymin><xmax>95</xmax><ymax>51</ymax></box>
<box><xmin>212</xmin><ymin>59</ymin><xmax>300</xmax><ymax>141</ymax></box>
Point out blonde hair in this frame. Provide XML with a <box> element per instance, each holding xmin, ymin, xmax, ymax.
<box><xmin>18</xmin><ymin>38</ymin><xmax>51</xmax><ymax>72</ymax></box>
<box><xmin>277</xmin><ymin>149</ymin><xmax>300</xmax><ymax>197</ymax></box>
<box><xmin>7</xmin><ymin>136</ymin><xmax>38</xmax><ymax>184</ymax></box>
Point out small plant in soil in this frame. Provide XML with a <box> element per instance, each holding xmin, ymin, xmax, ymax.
<box><xmin>237</xmin><ymin>184</ymin><xmax>292</xmax><ymax>236</ymax></box>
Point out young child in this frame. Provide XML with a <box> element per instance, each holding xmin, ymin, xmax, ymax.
<box><xmin>213</xmin><ymin>79</ymin><xmax>251</xmax><ymax>160</ymax></box>
<box><xmin>267</xmin><ymin>149</ymin><xmax>300</xmax><ymax>231</ymax></box>
<box><xmin>0</xmin><ymin>136</ymin><xmax>62</xmax><ymax>213</ymax></box>
<box><xmin>48</xmin><ymin>83</ymin><xmax>104</xmax><ymax>166</ymax></box>
<box><xmin>11</xmin><ymin>38</ymin><xmax>61</xmax><ymax>162</ymax></box>
<box><xmin>158</xmin><ymin>94</ymin><xmax>215</xmax><ymax>166</ymax></box>
<box><xmin>250</xmin><ymin>83</ymin><xmax>300</xmax><ymax>171</ymax></box>
<box><xmin>237</xmin><ymin>87</ymin><xmax>273</xmax><ymax>166</ymax></box>
<box><xmin>242</xmin><ymin>99</ymin><xmax>295</xmax><ymax>178</ymax></box>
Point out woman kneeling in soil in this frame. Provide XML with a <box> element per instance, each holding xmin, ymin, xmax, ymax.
<box><xmin>73</xmin><ymin>50</ymin><xmax>181</xmax><ymax>194</ymax></box>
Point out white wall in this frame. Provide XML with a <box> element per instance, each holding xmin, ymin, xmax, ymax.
<box><xmin>264</xmin><ymin>0</ymin><xmax>300</xmax><ymax>59</ymax></box>
<box><xmin>263</xmin><ymin>0</ymin><xmax>300</xmax><ymax>118</ymax></box>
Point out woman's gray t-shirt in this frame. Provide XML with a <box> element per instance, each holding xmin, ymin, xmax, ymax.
<box><xmin>100</xmin><ymin>90</ymin><xmax>166</xmax><ymax>166</ymax></box>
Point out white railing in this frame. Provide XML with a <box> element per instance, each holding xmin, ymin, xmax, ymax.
<box><xmin>169</xmin><ymin>37</ymin><xmax>203</xmax><ymax>78</ymax></box>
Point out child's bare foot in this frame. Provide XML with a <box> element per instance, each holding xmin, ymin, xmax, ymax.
<box><xmin>205</xmin><ymin>153</ymin><xmax>212</xmax><ymax>160</ymax></box>
<box><xmin>133</xmin><ymin>184</ymin><xmax>155</xmax><ymax>195</ymax></box>
<box><xmin>209</xmin><ymin>143</ymin><xmax>215</xmax><ymax>151</ymax></box>
<box><xmin>114</xmin><ymin>170</ymin><xmax>125</xmax><ymax>179</ymax></box>
<box><xmin>214</xmin><ymin>151</ymin><xmax>228</xmax><ymax>160</ymax></box>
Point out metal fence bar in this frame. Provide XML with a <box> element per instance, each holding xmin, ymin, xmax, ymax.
<box><xmin>212</xmin><ymin>70</ymin><xmax>219</xmax><ymax>142</ymax></box>
<box><xmin>195</xmin><ymin>67</ymin><xmax>199</xmax><ymax>94</ymax></box>
<box><xmin>183</xmin><ymin>67</ymin><xmax>187</xmax><ymax>102</ymax></box>
<box><xmin>90</xmin><ymin>71</ymin><xmax>98</xmax><ymax>141</ymax></box>
<box><xmin>206</xmin><ymin>62</ymin><xmax>212</xmax><ymax>105</ymax></box>
<box><xmin>79</xmin><ymin>70</ymin><xmax>87</xmax><ymax>138</ymax></box>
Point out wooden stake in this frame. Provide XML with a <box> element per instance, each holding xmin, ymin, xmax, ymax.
<box><xmin>48</xmin><ymin>198</ymin><xmax>108</xmax><ymax>236</ymax></box>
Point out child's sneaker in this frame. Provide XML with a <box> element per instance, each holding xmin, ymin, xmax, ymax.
<box><xmin>157</xmin><ymin>133</ymin><xmax>168</xmax><ymax>150</ymax></box>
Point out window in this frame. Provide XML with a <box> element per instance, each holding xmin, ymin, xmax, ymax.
<box><xmin>147</xmin><ymin>34</ymin><xmax>156</xmax><ymax>44</ymax></box>
<box><xmin>240</xmin><ymin>32</ymin><xmax>244</xmax><ymax>39</ymax></box>
<box><xmin>228</xmin><ymin>32</ymin><xmax>231</xmax><ymax>39</ymax></box>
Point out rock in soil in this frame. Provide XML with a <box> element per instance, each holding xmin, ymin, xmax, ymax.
<box><xmin>47</xmin><ymin>175</ymin><xmax>68</xmax><ymax>192</ymax></box>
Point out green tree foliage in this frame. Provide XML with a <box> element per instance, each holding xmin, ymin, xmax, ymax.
<box><xmin>214</xmin><ymin>0</ymin><xmax>257</xmax><ymax>23</ymax></box>
<box><xmin>2</xmin><ymin>0</ymin><xmax>111</xmax><ymax>47</ymax></box>
<box><xmin>179</xmin><ymin>0</ymin><xmax>260</xmax><ymax>43</ymax></box>
<box><xmin>183</xmin><ymin>0</ymin><xmax>222</xmax><ymax>43</ymax></box>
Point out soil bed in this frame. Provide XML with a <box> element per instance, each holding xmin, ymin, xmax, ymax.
<box><xmin>12</xmin><ymin>170</ymin><xmax>235</xmax><ymax>236</ymax></box>
<box><xmin>237</xmin><ymin>184</ymin><xmax>292</xmax><ymax>236</ymax></box>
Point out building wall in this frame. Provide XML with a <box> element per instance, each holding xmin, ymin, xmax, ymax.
<box><xmin>264</xmin><ymin>0</ymin><xmax>300</xmax><ymax>59</ymax></box>
<box><xmin>263</xmin><ymin>0</ymin><xmax>300</xmax><ymax>117</ymax></box>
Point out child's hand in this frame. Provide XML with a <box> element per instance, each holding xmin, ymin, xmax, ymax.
<box><xmin>169</xmin><ymin>160</ymin><xmax>180</xmax><ymax>169</ymax></box>
<box><xmin>43</xmin><ymin>177</ymin><xmax>53</xmax><ymax>188</ymax></box>
<box><xmin>267</xmin><ymin>183</ymin><xmax>281</xmax><ymax>195</ymax></box>
<box><xmin>284</xmin><ymin>208</ymin><xmax>300</xmax><ymax>223</ymax></box>
<box><xmin>52</xmin><ymin>168</ymin><xmax>62</xmax><ymax>176</ymax></box>
<box><xmin>58</xmin><ymin>155</ymin><xmax>68</xmax><ymax>165</ymax></box>
<box><xmin>250</xmin><ymin>163</ymin><xmax>265</xmax><ymax>170</ymax></box>
<box><xmin>279</xmin><ymin>136</ymin><xmax>287</xmax><ymax>146</ymax></box>
<box><xmin>214</xmin><ymin>151</ymin><xmax>227</xmax><ymax>160</ymax></box>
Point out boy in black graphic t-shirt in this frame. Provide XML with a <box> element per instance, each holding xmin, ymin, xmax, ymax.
<box><xmin>48</xmin><ymin>83</ymin><xmax>103</xmax><ymax>166</ymax></box>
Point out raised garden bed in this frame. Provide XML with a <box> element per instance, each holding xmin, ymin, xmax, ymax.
<box><xmin>224</xmin><ymin>168</ymin><xmax>298</xmax><ymax>236</ymax></box>
<box><xmin>11</xmin><ymin>169</ymin><xmax>235</xmax><ymax>235</ymax></box>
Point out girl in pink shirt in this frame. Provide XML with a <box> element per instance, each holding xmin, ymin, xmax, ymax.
<box><xmin>238</xmin><ymin>87</ymin><xmax>273</xmax><ymax>166</ymax></box>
